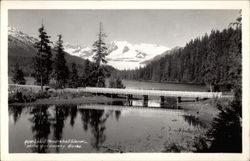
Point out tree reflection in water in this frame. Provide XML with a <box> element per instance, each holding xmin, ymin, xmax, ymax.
<box><xmin>115</xmin><ymin>110</ymin><xmax>121</xmax><ymax>121</ymax></box>
<box><xmin>28</xmin><ymin>105</ymin><xmax>51</xmax><ymax>153</ymax></box>
<box><xmin>9</xmin><ymin>105</ymin><xmax>24</xmax><ymax>124</ymax></box>
<box><xmin>69</xmin><ymin>105</ymin><xmax>78</xmax><ymax>127</ymax></box>
<box><xmin>28</xmin><ymin>104</ymin><xmax>78</xmax><ymax>153</ymax></box>
<box><xmin>79</xmin><ymin>108</ymin><xmax>121</xmax><ymax>151</ymax></box>
<box><xmin>183</xmin><ymin>115</ymin><xmax>207</xmax><ymax>128</ymax></box>
<box><xmin>79</xmin><ymin>109</ymin><xmax>91</xmax><ymax>131</ymax></box>
<box><xmin>12</xmin><ymin>104</ymin><xmax>123</xmax><ymax>152</ymax></box>
<box><xmin>51</xmin><ymin>105</ymin><xmax>70</xmax><ymax>152</ymax></box>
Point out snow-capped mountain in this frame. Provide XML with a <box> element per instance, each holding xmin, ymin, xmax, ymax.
<box><xmin>8</xmin><ymin>27</ymin><xmax>87</xmax><ymax>76</ymax></box>
<box><xmin>8</xmin><ymin>26</ymin><xmax>56</xmax><ymax>50</ymax></box>
<box><xmin>8</xmin><ymin>27</ymin><xmax>38</xmax><ymax>45</ymax></box>
<box><xmin>8</xmin><ymin>26</ymin><xmax>170</xmax><ymax>70</ymax></box>
<box><xmin>64</xmin><ymin>42</ymin><xmax>93</xmax><ymax>59</ymax></box>
<box><xmin>64</xmin><ymin>40</ymin><xmax>170</xmax><ymax>70</ymax></box>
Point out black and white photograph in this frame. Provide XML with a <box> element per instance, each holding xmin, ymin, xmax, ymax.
<box><xmin>1</xmin><ymin>1</ymin><xmax>250</xmax><ymax>161</ymax></box>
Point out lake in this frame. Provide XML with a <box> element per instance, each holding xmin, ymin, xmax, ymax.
<box><xmin>9</xmin><ymin>81</ymin><xmax>211</xmax><ymax>153</ymax></box>
<box><xmin>115</xmin><ymin>79</ymin><xmax>207</xmax><ymax>92</ymax></box>
<box><xmin>9</xmin><ymin>103</ymin><xmax>207</xmax><ymax>153</ymax></box>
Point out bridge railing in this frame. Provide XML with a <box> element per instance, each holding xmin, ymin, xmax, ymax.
<box><xmin>8</xmin><ymin>84</ymin><xmax>223</xmax><ymax>98</ymax></box>
<box><xmin>80</xmin><ymin>87</ymin><xmax>222</xmax><ymax>98</ymax></box>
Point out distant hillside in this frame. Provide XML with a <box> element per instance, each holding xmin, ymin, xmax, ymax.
<box><xmin>117</xmin><ymin>27</ymin><xmax>241</xmax><ymax>90</ymax></box>
<box><xmin>8</xmin><ymin>27</ymin><xmax>89</xmax><ymax>76</ymax></box>
<box><xmin>140</xmin><ymin>46</ymin><xmax>182</xmax><ymax>66</ymax></box>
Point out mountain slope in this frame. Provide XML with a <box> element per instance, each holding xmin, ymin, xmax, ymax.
<box><xmin>64</xmin><ymin>40</ymin><xmax>170</xmax><ymax>70</ymax></box>
<box><xmin>8</xmin><ymin>26</ymin><xmax>170</xmax><ymax>74</ymax></box>
<box><xmin>8</xmin><ymin>27</ymin><xmax>88</xmax><ymax>76</ymax></box>
<box><xmin>141</xmin><ymin>46</ymin><xmax>182</xmax><ymax>65</ymax></box>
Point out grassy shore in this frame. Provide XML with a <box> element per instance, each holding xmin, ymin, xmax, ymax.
<box><xmin>9</xmin><ymin>95</ymin><xmax>125</xmax><ymax>106</ymax></box>
<box><xmin>10</xmin><ymin>92</ymin><xmax>228</xmax><ymax>125</ymax></box>
<box><xmin>9</xmin><ymin>91</ymin><xmax>233</xmax><ymax>152</ymax></box>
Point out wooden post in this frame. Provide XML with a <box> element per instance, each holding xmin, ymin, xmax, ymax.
<box><xmin>143</xmin><ymin>95</ymin><xmax>148</xmax><ymax>107</ymax></box>
<box><xmin>177</xmin><ymin>97</ymin><xmax>181</xmax><ymax>103</ymax></box>
<box><xmin>129</xmin><ymin>100</ymin><xmax>133</xmax><ymax>106</ymax></box>
<box><xmin>160</xmin><ymin>96</ymin><xmax>165</xmax><ymax>107</ymax></box>
<box><xmin>126</xmin><ymin>94</ymin><xmax>131</xmax><ymax>101</ymax></box>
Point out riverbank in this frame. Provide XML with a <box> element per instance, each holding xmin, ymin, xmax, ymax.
<box><xmin>9</xmin><ymin>95</ymin><xmax>125</xmax><ymax>106</ymax></box>
<box><xmin>9</xmin><ymin>94</ymin><xmax>233</xmax><ymax>152</ymax></box>
<box><xmin>10</xmin><ymin>94</ymin><xmax>227</xmax><ymax>125</ymax></box>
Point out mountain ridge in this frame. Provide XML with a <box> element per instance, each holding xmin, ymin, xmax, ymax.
<box><xmin>8</xmin><ymin>26</ymin><xmax>88</xmax><ymax>76</ymax></box>
<box><xmin>8</xmin><ymin>26</ymin><xmax>171</xmax><ymax>72</ymax></box>
<box><xmin>64</xmin><ymin>40</ymin><xmax>170</xmax><ymax>70</ymax></box>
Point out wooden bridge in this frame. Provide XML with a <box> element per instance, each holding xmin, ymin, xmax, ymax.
<box><xmin>78</xmin><ymin>87</ymin><xmax>222</xmax><ymax>106</ymax></box>
<box><xmin>79</xmin><ymin>87</ymin><xmax>222</xmax><ymax>99</ymax></box>
<box><xmin>8</xmin><ymin>84</ymin><xmax>223</xmax><ymax>106</ymax></box>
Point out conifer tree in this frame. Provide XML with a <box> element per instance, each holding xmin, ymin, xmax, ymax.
<box><xmin>92</xmin><ymin>22</ymin><xmax>108</xmax><ymax>67</ymax></box>
<box><xmin>69</xmin><ymin>62</ymin><xmax>79</xmax><ymax>88</ymax></box>
<box><xmin>54</xmin><ymin>34</ymin><xmax>69</xmax><ymax>88</ymax></box>
<box><xmin>80</xmin><ymin>59</ymin><xmax>92</xmax><ymax>87</ymax></box>
<box><xmin>12</xmin><ymin>63</ymin><xmax>26</xmax><ymax>85</ymax></box>
<box><xmin>203</xmin><ymin>30</ymin><xmax>218</xmax><ymax>92</ymax></box>
<box><xmin>90</xmin><ymin>22</ymin><xmax>109</xmax><ymax>87</ymax></box>
<box><xmin>33</xmin><ymin>24</ymin><xmax>53</xmax><ymax>91</ymax></box>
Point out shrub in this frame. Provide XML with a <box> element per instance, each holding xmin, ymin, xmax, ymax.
<box><xmin>8</xmin><ymin>90</ymin><xmax>50</xmax><ymax>103</ymax></box>
<box><xmin>194</xmin><ymin>98</ymin><xmax>242</xmax><ymax>152</ymax></box>
<box><xmin>109</xmin><ymin>77</ymin><xmax>125</xmax><ymax>88</ymax></box>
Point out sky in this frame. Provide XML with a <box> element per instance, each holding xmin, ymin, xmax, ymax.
<box><xmin>9</xmin><ymin>10</ymin><xmax>239</xmax><ymax>48</ymax></box>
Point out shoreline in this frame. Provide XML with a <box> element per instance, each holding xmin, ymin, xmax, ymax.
<box><xmin>9</xmin><ymin>95</ymin><xmax>222</xmax><ymax>152</ymax></box>
<box><xmin>9</xmin><ymin>95</ymin><xmax>223</xmax><ymax>125</ymax></box>
<box><xmin>122</xmin><ymin>79</ymin><xmax>205</xmax><ymax>86</ymax></box>
<box><xmin>9</xmin><ymin>95</ymin><xmax>124</xmax><ymax>106</ymax></box>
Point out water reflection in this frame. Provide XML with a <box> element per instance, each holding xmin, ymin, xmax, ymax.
<box><xmin>79</xmin><ymin>108</ymin><xmax>117</xmax><ymax>151</ymax></box>
<box><xmin>107</xmin><ymin>98</ymin><xmax>177</xmax><ymax>109</ymax></box>
<box><xmin>183</xmin><ymin>115</ymin><xmax>207</xmax><ymax>128</ymax></box>
<box><xmin>69</xmin><ymin>106</ymin><xmax>78</xmax><ymax>127</ymax></box>
<box><xmin>9</xmin><ymin>104</ymin><xmax>207</xmax><ymax>153</ymax></box>
<box><xmin>51</xmin><ymin>105</ymin><xmax>70</xmax><ymax>152</ymax></box>
<box><xmin>28</xmin><ymin>105</ymin><xmax>51</xmax><ymax>153</ymax></box>
<box><xmin>115</xmin><ymin>110</ymin><xmax>121</xmax><ymax>121</ymax></box>
<box><xmin>9</xmin><ymin>105</ymin><xmax>24</xmax><ymax>124</ymax></box>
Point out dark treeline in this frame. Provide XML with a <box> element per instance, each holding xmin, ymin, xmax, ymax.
<box><xmin>117</xmin><ymin>26</ymin><xmax>241</xmax><ymax>92</ymax></box>
<box><xmin>28</xmin><ymin>22</ymin><xmax>117</xmax><ymax>90</ymax></box>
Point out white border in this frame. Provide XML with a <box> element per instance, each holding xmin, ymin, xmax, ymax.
<box><xmin>1</xmin><ymin>1</ymin><xmax>249</xmax><ymax>161</ymax></box>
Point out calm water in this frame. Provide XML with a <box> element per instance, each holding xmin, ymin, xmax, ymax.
<box><xmin>9</xmin><ymin>81</ymin><xmax>208</xmax><ymax>153</ymax></box>
<box><xmin>9</xmin><ymin>102</ymin><xmax>206</xmax><ymax>153</ymax></box>
<box><xmin>120</xmin><ymin>80</ymin><xmax>207</xmax><ymax>91</ymax></box>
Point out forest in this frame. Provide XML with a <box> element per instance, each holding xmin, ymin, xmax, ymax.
<box><xmin>12</xmin><ymin>23</ymin><xmax>119</xmax><ymax>90</ymax></box>
<box><xmin>116</xmin><ymin>23</ymin><xmax>241</xmax><ymax>92</ymax></box>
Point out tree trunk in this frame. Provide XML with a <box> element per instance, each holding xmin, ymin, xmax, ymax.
<box><xmin>210</xmin><ymin>83</ymin><xmax>213</xmax><ymax>92</ymax></box>
<box><xmin>41</xmin><ymin>74</ymin><xmax>43</xmax><ymax>92</ymax></box>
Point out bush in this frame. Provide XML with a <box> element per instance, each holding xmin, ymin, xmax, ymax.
<box><xmin>8</xmin><ymin>90</ymin><xmax>50</xmax><ymax>103</ymax></box>
<box><xmin>109</xmin><ymin>77</ymin><xmax>125</xmax><ymax>88</ymax></box>
<box><xmin>194</xmin><ymin>98</ymin><xmax>242</xmax><ymax>152</ymax></box>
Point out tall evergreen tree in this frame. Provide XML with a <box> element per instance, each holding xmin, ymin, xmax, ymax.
<box><xmin>12</xmin><ymin>63</ymin><xmax>26</xmax><ymax>85</ymax></box>
<box><xmin>33</xmin><ymin>24</ymin><xmax>53</xmax><ymax>91</ymax></box>
<box><xmin>92</xmin><ymin>22</ymin><xmax>108</xmax><ymax>67</ymax></box>
<box><xmin>203</xmin><ymin>30</ymin><xmax>219</xmax><ymax>92</ymax></box>
<box><xmin>80</xmin><ymin>59</ymin><xmax>92</xmax><ymax>87</ymax></box>
<box><xmin>69</xmin><ymin>62</ymin><xmax>79</xmax><ymax>88</ymax></box>
<box><xmin>90</xmin><ymin>22</ymin><xmax>109</xmax><ymax>87</ymax></box>
<box><xmin>54</xmin><ymin>34</ymin><xmax>69</xmax><ymax>89</ymax></box>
